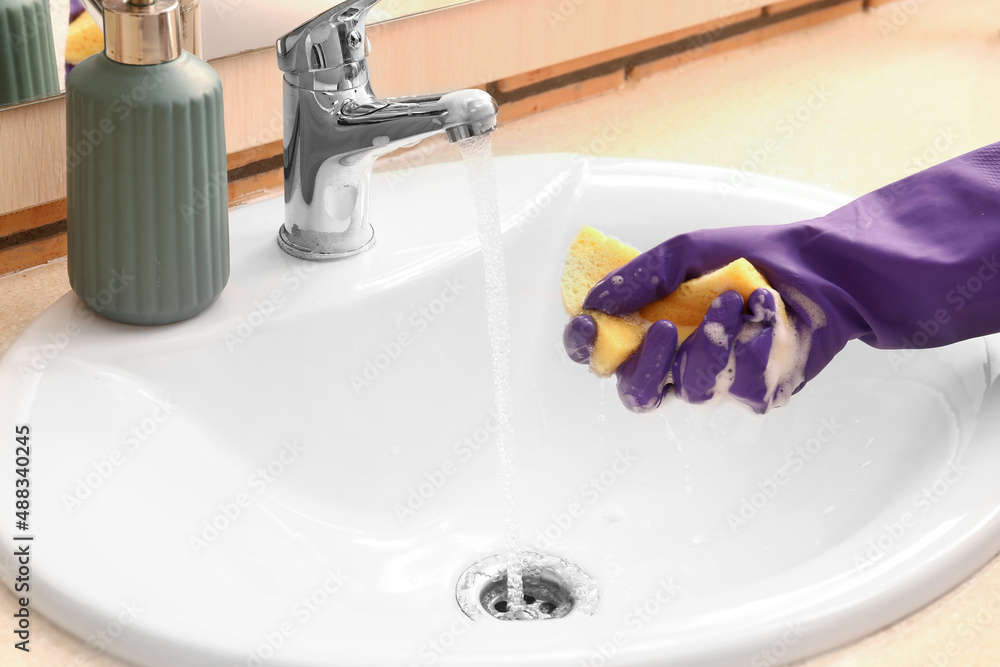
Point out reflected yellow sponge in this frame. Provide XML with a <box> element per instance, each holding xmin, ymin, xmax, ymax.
<box><xmin>66</xmin><ymin>12</ymin><xmax>103</xmax><ymax>67</ymax></box>
<box><xmin>560</xmin><ymin>226</ymin><xmax>773</xmax><ymax>377</ymax></box>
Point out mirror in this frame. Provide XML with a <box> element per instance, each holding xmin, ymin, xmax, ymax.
<box><xmin>0</xmin><ymin>0</ymin><xmax>479</xmax><ymax>110</ymax></box>
<box><xmin>203</xmin><ymin>0</ymin><xmax>481</xmax><ymax>60</ymax></box>
<box><xmin>0</xmin><ymin>0</ymin><xmax>69</xmax><ymax>108</ymax></box>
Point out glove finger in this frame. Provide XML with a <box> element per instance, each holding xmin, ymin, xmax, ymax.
<box><xmin>729</xmin><ymin>288</ymin><xmax>779</xmax><ymax>413</ymax></box>
<box><xmin>616</xmin><ymin>319</ymin><xmax>679</xmax><ymax>413</ymax></box>
<box><xmin>563</xmin><ymin>314</ymin><xmax>598</xmax><ymax>364</ymax></box>
<box><xmin>731</xmin><ymin>333</ymin><xmax>773</xmax><ymax>413</ymax></box>
<box><xmin>672</xmin><ymin>291</ymin><xmax>744</xmax><ymax>404</ymax></box>
<box><xmin>745</xmin><ymin>287</ymin><xmax>779</xmax><ymax>326</ymax></box>
<box><xmin>583</xmin><ymin>243</ymin><xmax>689</xmax><ymax>315</ymax></box>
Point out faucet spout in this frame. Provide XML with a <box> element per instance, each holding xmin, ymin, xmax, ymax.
<box><xmin>340</xmin><ymin>90</ymin><xmax>499</xmax><ymax>149</ymax></box>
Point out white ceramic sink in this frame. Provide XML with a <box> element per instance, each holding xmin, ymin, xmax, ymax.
<box><xmin>3</xmin><ymin>155</ymin><xmax>1000</xmax><ymax>666</ymax></box>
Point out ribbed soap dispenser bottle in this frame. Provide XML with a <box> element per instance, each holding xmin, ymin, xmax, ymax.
<box><xmin>66</xmin><ymin>0</ymin><xmax>229</xmax><ymax>325</ymax></box>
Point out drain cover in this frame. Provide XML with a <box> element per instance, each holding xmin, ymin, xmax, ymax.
<box><xmin>481</xmin><ymin>574</ymin><xmax>573</xmax><ymax>620</ymax></box>
<box><xmin>456</xmin><ymin>551</ymin><xmax>599</xmax><ymax>621</ymax></box>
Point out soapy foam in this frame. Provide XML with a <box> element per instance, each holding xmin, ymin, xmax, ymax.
<box><xmin>711</xmin><ymin>350</ymin><xmax>738</xmax><ymax>398</ymax></box>
<box><xmin>782</xmin><ymin>285</ymin><xmax>827</xmax><ymax>329</ymax></box>
<box><xmin>762</xmin><ymin>286</ymin><xmax>821</xmax><ymax>409</ymax></box>
<box><xmin>674</xmin><ymin>354</ymin><xmax>689</xmax><ymax>402</ymax></box>
<box><xmin>702</xmin><ymin>321</ymin><xmax>731</xmax><ymax>349</ymax></box>
<box><xmin>684</xmin><ymin>286</ymin><xmax>819</xmax><ymax>411</ymax></box>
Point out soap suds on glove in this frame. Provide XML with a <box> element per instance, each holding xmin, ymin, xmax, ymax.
<box><xmin>762</xmin><ymin>287</ymin><xmax>818</xmax><ymax>410</ymax></box>
<box><xmin>702</xmin><ymin>321</ymin><xmax>732</xmax><ymax>348</ymax></box>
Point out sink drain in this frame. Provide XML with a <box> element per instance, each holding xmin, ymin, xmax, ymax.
<box><xmin>456</xmin><ymin>551</ymin><xmax>599</xmax><ymax>621</ymax></box>
<box><xmin>481</xmin><ymin>573</ymin><xmax>573</xmax><ymax>620</ymax></box>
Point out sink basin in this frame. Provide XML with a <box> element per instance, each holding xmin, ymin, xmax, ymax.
<box><xmin>3</xmin><ymin>154</ymin><xmax>1000</xmax><ymax>666</ymax></box>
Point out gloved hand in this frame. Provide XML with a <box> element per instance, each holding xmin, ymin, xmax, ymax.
<box><xmin>566</xmin><ymin>142</ymin><xmax>1000</xmax><ymax>413</ymax></box>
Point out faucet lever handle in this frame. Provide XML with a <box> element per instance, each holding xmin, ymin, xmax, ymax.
<box><xmin>276</xmin><ymin>0</ymin><xmax>379</xmax><ymax>89</ymax></box>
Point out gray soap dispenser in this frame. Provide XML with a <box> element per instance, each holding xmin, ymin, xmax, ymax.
<box><xmin>66</xmin><ymin>0</ymin><xmax>229</xmax><ymax>325</ymax></box>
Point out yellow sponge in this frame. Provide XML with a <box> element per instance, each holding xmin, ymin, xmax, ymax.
<box><xmin>639</xmin><ymin>257</ymin><xmax>771</xmax><ymax>341</ymax></box>
<box><xmin>561</xmin><ymin>226</ymin><xmax>774</xmax><ymax>377</ymax></box>
<box><xmin>66</xmin><ymin>12</ymin><xmax>104</xmax><ymax>67</ymax></box>
<box><xmin>561</xmin><ymin>227</ymin><xmax>645</xmax><ymax>377</ymax></box>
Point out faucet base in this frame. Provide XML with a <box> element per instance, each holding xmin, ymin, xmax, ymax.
<box><xmin>276</xmin><ymin>224</ymin><xmax>376</xmax><ymax>261</ymax></box>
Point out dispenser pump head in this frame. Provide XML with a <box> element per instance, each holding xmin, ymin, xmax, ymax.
<box><xmin>104</xmin><ymin>0</ymin><xmax>183</xmax><ymax>65</ymax></box>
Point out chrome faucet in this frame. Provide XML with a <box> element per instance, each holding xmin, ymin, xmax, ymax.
<box><xmin>275</xmin><ymin>0</ymin><xmax>499</xmax><ymax>260</ymax></box>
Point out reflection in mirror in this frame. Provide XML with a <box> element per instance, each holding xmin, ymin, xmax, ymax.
<box><xmin>0</xmin><ymin>0</ymin><xmax>62</xmax><ymax>107</ymax></box>
<box><xmin>0</xmin><ymin>0</ymin><xmax>103</xmax><ymax>109</ymax></box>
<box><xmin>200</xmin><ymin>0</ymin><xmax>479</xmax><ymax>61</ymax></box>
<box><xmin>0</xmin><ymin>0</ymin><xmax>477</xmax><ymax>110</ymax></box>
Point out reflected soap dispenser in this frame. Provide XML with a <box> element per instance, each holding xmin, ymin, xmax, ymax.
<box><xmin>0</xmin><ymin>0</ymin><xmax>61</xmax><ymax>105</ymax></box>
<box><xmin>66</xmin><ymin>0</ymin><xmax>229</xmax><ymax>325</ymax></box>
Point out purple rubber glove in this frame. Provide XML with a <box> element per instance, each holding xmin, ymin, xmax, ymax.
<box><xmin>566</xmin><ymin>142</ymin><xmax>1000</xmax><ymax>413</ymax></box>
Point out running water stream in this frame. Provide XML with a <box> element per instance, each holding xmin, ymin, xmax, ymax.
<box><xmin>458</xmin><ymin>134</ymin><xmax>524</xmax><ymax>612</ymax></box>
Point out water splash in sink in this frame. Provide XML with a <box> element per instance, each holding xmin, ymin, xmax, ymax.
<box><xmin>459</xmin><ymin>134</ymin><xmax>524</xmax><ymax>610</ymax></box>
